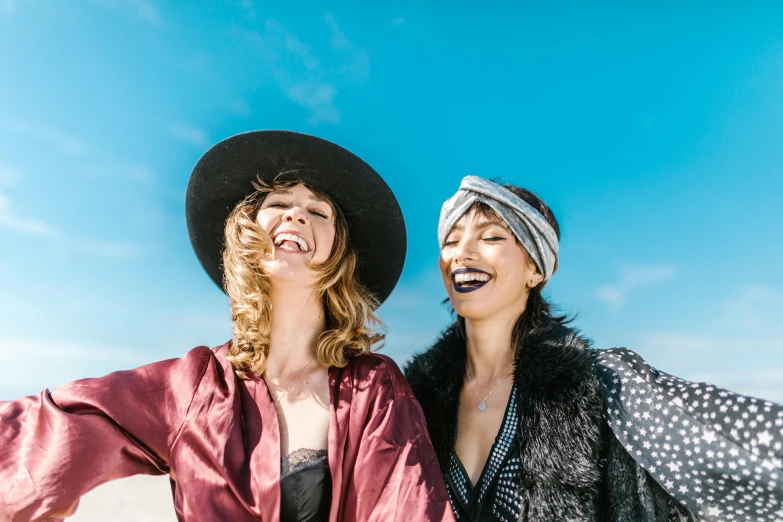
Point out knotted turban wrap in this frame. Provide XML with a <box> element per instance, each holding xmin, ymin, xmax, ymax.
<box><xmin>438</xmin><ymin>176</ymin><xmax>560</xmax><ymax>283</ymax></box>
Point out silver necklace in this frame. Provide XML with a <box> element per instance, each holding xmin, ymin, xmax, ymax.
<box><xmin>269</xmin><ymin>359</ymin><xmax>316</xmax><ymax>405</ymax></box>
<box><xmin>465</xmin><ymin>364</ymin><xmax>513</xmax><ymax>411</ymax></box>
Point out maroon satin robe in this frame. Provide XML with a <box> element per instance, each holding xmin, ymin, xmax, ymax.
<box><xmin>0</xmin><ymin>343</ymin><xmax>455</xmax><ymax>522</ymax></box>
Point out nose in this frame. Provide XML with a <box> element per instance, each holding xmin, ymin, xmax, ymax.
<box><xmin>453</xmin><ymin>239</ymin><xmax>477</xmax><ymax>264</ymax></box>
<box><xmin>282</xmin><ymin>206</ymin><xmax>308</xmax><ymax>225</ymax></box>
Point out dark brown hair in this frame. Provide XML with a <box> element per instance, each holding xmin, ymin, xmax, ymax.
<box><xmin>452</xmin><ymin>183</ymin><xmax>570</xmax><ymax>351</ymax></box>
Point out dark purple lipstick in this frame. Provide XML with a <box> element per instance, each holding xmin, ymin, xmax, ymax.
<box><xmin>451</xmin><ymin>268</ymin><xmax>493</xmax><ymax>293</ymax></box>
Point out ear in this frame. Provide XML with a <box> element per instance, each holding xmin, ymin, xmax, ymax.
<box><xmin>526</xmin><ymin>258</ymin><xmax>544</xmax><ymax>288</ymax></box>
<box><xmin>527</xmin><ymin>274</ymin><xmax>544</xmax><ymax>289</ymax></box>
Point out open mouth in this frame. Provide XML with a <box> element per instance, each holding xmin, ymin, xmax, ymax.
<box><xmin>273</xmin><ymin>232</ymin><xmax>311</xmax><ymax>253</ymax></box>
<box><xmin>451</xmin><ymin>268</ymin><xmax>493</xmax><ymax>293</ymax></box>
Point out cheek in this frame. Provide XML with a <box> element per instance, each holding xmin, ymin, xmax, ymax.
<box><xmin>487</xmin><ymin>246</ymin><xmax>526</xmax><ymax>285</ymax></box>
<box><xmin>438</xmin><ymin>252</ymin><xmax>453</xmax><ymax>282</ymax></box>
<box><xmin>255</xmin><ymin>210</ymin><xmax>276</xmax><ymax>231</ymax></box>
<box><xmin>315</xmin><ymin>223</ymin><xmax>336</xmax><ymax>259</ymax></box>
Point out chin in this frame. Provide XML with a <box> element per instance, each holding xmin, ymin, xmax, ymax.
<box><xmin>450</xmin><ymin>300</ymin><xmax>495</xmax><ymax>322</ymax></box>
<box><xmin>263</xmin><ymin>260</ymin><xmax>316</xmax><ymax>283</ymax></box>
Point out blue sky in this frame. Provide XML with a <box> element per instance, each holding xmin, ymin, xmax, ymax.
<box><xmin>1</xmin><ymin>2</ymin><xmax>782</xmax><ymax>403</ymax></box>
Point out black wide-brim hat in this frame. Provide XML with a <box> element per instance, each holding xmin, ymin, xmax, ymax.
<box><xmin>186</xmin><ymin>130</ymin><xmax>406</xmax><ymax>306</ymax></box>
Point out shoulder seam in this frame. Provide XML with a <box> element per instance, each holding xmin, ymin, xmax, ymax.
<box><xmin>168</xmin><ymin>347</ymin><xmax>213</xmax><ymax>458</ymax></box>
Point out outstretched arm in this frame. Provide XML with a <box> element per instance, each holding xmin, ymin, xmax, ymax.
<box><xmin>0</xmin><ymin>346</ymin><xmax>212</xmax><ymax>522</ymax></box>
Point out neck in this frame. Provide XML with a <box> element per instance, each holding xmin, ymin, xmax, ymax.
<box><xmin>265</xmin><ymin>282</ymin><xmax>326</xmax><ymax>377</ymax></box>
<box><xmin>463</xmin><ymin>302</ymin><xmax>525</xmax><ymax>380</ymax></box>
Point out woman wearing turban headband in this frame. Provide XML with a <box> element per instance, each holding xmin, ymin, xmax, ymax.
<box><xmin>405</xmin><ymin>176</ymin><xmax>783</xmax><ymax>522</ymax></box>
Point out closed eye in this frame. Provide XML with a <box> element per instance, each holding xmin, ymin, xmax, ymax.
<box><xmin>310</xmin><ymin>209</ymin><xmax>329</xmax><ymax>219</ymax></box>
<box><xmin>267</xmin><ymin>202</ymin><xmax>288</xmax><ymax>209</ymax></box>
<box><xmin>442</xmin><ymin>239</ymin><xmax>459</xmax><ymax>247</ymax></box>
<box><xmin>482</xmin><ymin>236</ymin><xmax>506</xmax><ymax>242</ymax></box>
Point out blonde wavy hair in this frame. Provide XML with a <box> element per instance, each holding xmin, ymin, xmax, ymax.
<box><xmin>222</xmin><ymin>175</ymin><xmax>385</xmax><ymax>379</ymax></box>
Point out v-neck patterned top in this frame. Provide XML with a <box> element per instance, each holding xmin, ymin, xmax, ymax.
<box><xmin>446</xmin><ymin>382</ymin><xmax>522</xmax><ymax>521</ymax></box>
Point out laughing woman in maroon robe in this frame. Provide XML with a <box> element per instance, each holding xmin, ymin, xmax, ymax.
<box><xmin>0</xmin><ymin>131</ymin><xmax>455</xmax><ymax>522</ymax></box>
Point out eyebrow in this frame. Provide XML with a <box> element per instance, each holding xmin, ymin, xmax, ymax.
<box><xmin>308</xmin><ymin>193</ymin><xmax>330</xmax><ymax>204</ymax></box>
<box><xmin>450</xmin><ymin>219</ymin><xmax>509</xmax><ymax>232</ymax></box>
<box><xmin>267</xmin><ymin>190</ymin><xmax>329</xmax><ymax>204</ymax></box>
<box><xmin>266</xmin><ymin>190</ymin><xmax>334</xmax><ymax>212</ymax></box>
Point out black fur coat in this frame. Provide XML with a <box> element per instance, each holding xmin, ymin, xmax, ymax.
<box><xmin>405</xmin><ymin>324</ymin><xmax>695</xmax><ymax>522</ymax></box>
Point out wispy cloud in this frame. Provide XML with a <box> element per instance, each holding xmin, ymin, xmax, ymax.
<box><xmin>0</xmin><ymin>160</ymin><xmax>22</xmax><ymax>188</ymax></box>
<box><xmin>0</xmin><ymin>0</ymin><xmax>18</xmax><ymax>17</ymax></box>
<box><xmin>715</xmin><ymin>284</ymin><xmax>783</xmax><ymax>330</ymax></box>
<box><xmin>71</xmin><ymin>238</ymin><xmax>144</xmax><ymax>258</ymax></box>
<box><xmin>169</xmin><ymin>123</ymin><xmax>209</xmax><ymax>147</ymax></box>
<box><xmin>633</xmin><ymin>331</ymin><xmax>783</xmax><ymax>402</ymax></box>
<box><xmin>236</xmin><ymin>16</ymin><xmax>371</xmax><ymax>125</ymax></box>
<box><xmin>621</xmin><ymin>284</ymin><xmax>783</xmax><ymax>403</ymax></box>
<box><xmin>91</xmin><ymin>0</ymin><xmax>161</xmax><ymax>26</ymax></box>
<box><xmin>0</xmin><ymin>338</ymin><xmax>150</xmax><ymax>364</ymax></box>
<box><xmin>325</xmin><ymin>13</ymin><xmax>371</xmax><ymax>82</ymax></box>
<box><xmin>0</xmin><ymin>192</ymin><xmax>141</xmax><ymax>258</ymax></box>
<box><xmin>284</xmin><ymin>82</ymin><xmax>340</xmax><ymax>125</ymax></box>
<box><xmin>597</xmin><ymin>264</ymin><xmax>675</xmax><ymax>307</ymax></box>
<box><xmin>237</xmin><ymin>0</ymin><xmax>256</xmax><ymax>19</ymax></box>
<box><xmin>0</xmin><ymin>192</ymin><xmax>51</xmax><ymax>234</ymax></box>
<box><xmin>325</xmin><ymin>13</ymin><xmax>351</xmax><ymax>51</ymax></box>
<box><xmin>0</xmin><ymin>338</ymin><xmax>153</xmax><ymax>399</ymax></box>
<box><xmin>5</xmin><ymin>119</ymin><xmax>93</xmax><ymax>157</ymax></box>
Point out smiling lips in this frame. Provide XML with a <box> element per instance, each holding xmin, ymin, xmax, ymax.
<box><xmin>452</xmin><ymin>268</ymin><xmax>493</xmax><ymax>293</ymax></box>
<box><xmin>273</xmin><ymin>232</ymin><xmax>311</xmax><ymax>253</ymax></box>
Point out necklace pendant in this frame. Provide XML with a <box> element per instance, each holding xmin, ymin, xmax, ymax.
<box><xmin>478</xmin><ymin>401</ymin><xmax>487</xmax><ymax>411</ymax></box>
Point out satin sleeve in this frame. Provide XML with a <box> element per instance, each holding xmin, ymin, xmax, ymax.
<box><xmin>594</xmin><ymin>347</ymin><xmax>783</xmax><ymax>522</ymax></box>
<box><xmin>0</xmin><ymin>346</ymin><xmax>213</xmax><ymax>522</ymax></box>
<box><xmin>345</xmin><ymin>395</ymin><xmax>456</xmax><ymax>522</ymax></box>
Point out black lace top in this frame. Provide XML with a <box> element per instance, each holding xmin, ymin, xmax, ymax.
<box><xmin>280</xmin><ymin>448</ymin><xmax>331</xmax><ymax>522</ymax></box>
<box><xmin>446</xmin><ymin>382</ymin><xmax>523</xmax><ymax>521</ymax></box>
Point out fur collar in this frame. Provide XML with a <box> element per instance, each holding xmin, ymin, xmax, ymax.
<box><xmin>405</xmin><ymin>323</ymin><xmax>605</xmax><ymax>521</ymax></box>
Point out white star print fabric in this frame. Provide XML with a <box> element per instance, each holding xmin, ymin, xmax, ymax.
<box><xmin>594</xmin><ymin>348</ymin><xmax>783</xmax><ymax>522</ymax></box>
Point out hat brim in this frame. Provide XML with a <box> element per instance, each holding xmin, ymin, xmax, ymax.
<box><xmin>185</xmin><ymin>130</ymin><xmax>406</xmax><ymax>307</ymax></box>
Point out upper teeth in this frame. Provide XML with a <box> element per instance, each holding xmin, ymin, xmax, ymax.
<box><xmin>454</xmin><ymin>272</ymin><xmax>491</xmax><ymax>283</ymax></box>
<box><xmin>274</xmin><ymin>233</ymin><xmax>310</xmax><ymax>252</ymax></box>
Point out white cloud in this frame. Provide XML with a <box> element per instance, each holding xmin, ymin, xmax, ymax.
<box><xmin>0</xmin><ymin>0</ymin><xmax>18</xmax><ymax>17</ymax></box>
<box><xmin>324</xmin><ymin>13</ymin><xmax>371</xmax><ymax>82</ymax></box>
<box><xmin>0</xmin><ymin>192</ymin><xmax>52</xmax><ymax>234</ymax></box>
<box><xmin>597</xmin><ymin>264</ymin><xmax>675</xmax><ymax>307</ymax></box>
<box><xmin>0</xmin><ymin>338</ymin><xmax>150</xmax><ymax>364</ymax></box>
<box><xmin>685</xmin><ymin>368</ymin><xmax>783</xmax><ymax>404</ymax></box>
<box><xmin>265</xmin><ymin>19</ymin><xmax>320</xmax><ymax>70</ymax></box>
<box><xmin>0</xmin><ymin>160</ymin><xmax>22</xmax><ymax>187</ymax></box>
<box><xmin>169</xmin><ymin>123</ymin><xmax>209</xmax><ymax>147</ymax></box>
<box><xmin>0</xmin><ymin>338</ymin><xmax>153</xmax><ymax>399</ymax></box>
<box><xmin>71</xmin><ymin>237</ymin><xmax>143</xmax><ymax>258</ymax></box>
<box><xmin>5</xmin><ymin>119</ymin><xmax>93</xmax><ymax>158</ymax></box>
<box><xmin>123</xmin><ymin>164</ymin><xmax>156</xmax><ymax>185</ymax></box>
<box><xmin>619</xmin><ymin>285</ymin><xmax>783</xmax><ymax>403</ymax></box>
<box><xmin>237</xmin><ymin>0</ymin><xmax>255</xmax><ymax>19</ymax></box>
<box><xmin>236</xmin><ymin>16</ymin><xmax>371</xmax><ymax>125</ymax></box>
<box><xmin>715</xmin><ymin>284</ymin><xmax>783</xmax><ymax>330</ymax></box>
<box><xmin>0</xmin><ymin>192</ymin><xmax>141</xmax><ymax>257</ymax></box>
<box><xmin>325</xmin><ymin>13</ymin><xmax>351</xmax><ymax>51</ymax></box>
<box><xmin>91</xmin><ymin>0</ymin><xmax>161</xmax><ymax>26</ymax></box>
<box><xmin>284</xmin><ymin>81</ymin><xmax>341</xmax><ymax>125</ymax></box>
